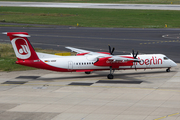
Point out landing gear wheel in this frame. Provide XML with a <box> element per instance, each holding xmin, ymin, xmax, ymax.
<box><xmin>166</xmin><ymin>68</ymin><xmax>170</xmax><ymax>72</ymax></box>
<box><xmin>107</xmin><ymin>74</ymin><xmax>114</xmax><ymax>79</ymax></box>
<box><xmin>85</xmin><ymin>72</ymin><xmax>91</xmax><ymax>74</ymax></box>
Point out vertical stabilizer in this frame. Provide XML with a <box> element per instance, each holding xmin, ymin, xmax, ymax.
<box><xmin>5</xmin><ymin>32</ymin><xmax>39</xmax><ymax>61</ymax></box>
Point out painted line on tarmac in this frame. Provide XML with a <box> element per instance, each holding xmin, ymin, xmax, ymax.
<box><xmin>140</xmin><ymin>40</ymin><xmax>179</xmax><ymax>45</ymax></box>
<box><xmin>154</xmin><ymin>112</ymin><xmax>180</xmax><ymax>120</ymax></box>
<box><xmin>0</xmin><ymin>39</ymin><xmax>10</xmax><ymax>42</ymax></box>
<box><xmin>31</xmin><ymin>34</ymin><xmax>157</xmax><ymax>42</ymax></box>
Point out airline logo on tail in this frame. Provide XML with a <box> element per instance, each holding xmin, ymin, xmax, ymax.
<box><xmin>11</xmin><ymin>37</ymin><xmax>31</xmax><ymax>59</ymax></box>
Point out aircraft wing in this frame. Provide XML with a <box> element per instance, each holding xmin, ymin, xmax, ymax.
<box><xmin>66</xmin><ymin>46</ymin><xmax>106</xmax><ymax>56</ymax></box>
<box><xmin>66</xmin><ymin>47</ymin><xmax>92</xmax><ymax>54</ymax></box>
<box><xmin>66</xmin><ymin>47</ymin><xmax>140</xmax><ymax>62</ymax></box>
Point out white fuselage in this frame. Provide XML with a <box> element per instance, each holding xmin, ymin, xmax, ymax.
<box><xmin>38</xmin><ymin>53</ymin><xmax>177</xmax><ymax>71</ymax></box>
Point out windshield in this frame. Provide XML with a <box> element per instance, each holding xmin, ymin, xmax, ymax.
<box><xmin>163</xmin><ymin>56</ymin><xmax>169</xmax><ymax>60</ymax></box>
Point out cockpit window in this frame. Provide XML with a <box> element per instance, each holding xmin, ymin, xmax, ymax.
<box><xmin>163</xmin><ymin>57</ymin><xmax>169</xmax><ymax>60</ymax></box>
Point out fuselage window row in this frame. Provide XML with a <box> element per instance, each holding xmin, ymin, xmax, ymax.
<box><xmin>74</xmin><ymin>62</ymin><xmax>94</xmax><ymax>65</ymax></box>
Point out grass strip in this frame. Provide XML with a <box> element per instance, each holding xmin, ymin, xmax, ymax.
<box><xmin>0</xmin><ymin>0</ymin><xmax>179</xmax><ymax>4</ymax></box>
<box><xmin>0</xmin><ymin>43</ymin><xmax>67</xmax><ymax>72</ymax></box>
<box><xmin>0</xmin><ymin>7</ymin><xmax>180</xmax><ymax>28</ymax></box>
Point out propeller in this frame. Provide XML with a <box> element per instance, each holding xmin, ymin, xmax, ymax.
<box><xmin>132</xmin><ymin>49</ymin><xmax>140</xmax><ymax>70</ymax></box>
<box><xmin>132</xmin><ymin>50</ymin><xmax>137</xmax><ymax>59</ymax></box>
<box><xmin>108</xmin><ymin>45</ymin><xmax>115</xmax><ymax>55</ymax></box>
<box><xmin>132</xmin><ymin>49</ymin><xmax>139</xmax><ymax>61</ymax></box>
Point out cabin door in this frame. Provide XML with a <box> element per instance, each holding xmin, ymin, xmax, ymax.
<box><xmin>68</xmin><ymin>61</ymin><xmax>73</xmax><ymax>71</ymax></box>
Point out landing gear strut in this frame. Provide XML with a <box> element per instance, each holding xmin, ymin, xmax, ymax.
<box><xmin>107</xmin><ymin>66</ymin><xmax>115</xmax><ymax>79</ymax></box>
<box><xmin>166</xmin><ymin>68</ymin><xmax>170</xmax><ymax>72</ymax></box>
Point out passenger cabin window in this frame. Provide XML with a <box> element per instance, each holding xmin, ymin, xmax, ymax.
<box><xmin>76</xmin><ymin>62</ymin><xmax>94</xmax><ymax>65</ymax></box>
<box><xmin>164</xmin><ymin>57</ymin><xmax>169</xmax><ymax>60</ymax></box>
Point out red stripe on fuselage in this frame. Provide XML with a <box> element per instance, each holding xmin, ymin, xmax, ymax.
<box><xmin>16</xmin><ymin>60</ymin><xmax>71</xmax><ymax>72</ymax></box>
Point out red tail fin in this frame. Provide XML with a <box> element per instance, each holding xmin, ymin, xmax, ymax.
<box><xmin>5</xmin><ymin>32</ymin><xmax>39</xmax><ymax>61</ymax></box>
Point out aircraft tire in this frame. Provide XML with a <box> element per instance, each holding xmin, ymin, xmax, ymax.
<box><xmin>166</xmin><ymin>68</ymin><xmax>170</xmax><ymax>72</ymax></box>
<box><xmin>85</xmin><ymin>72</ymin><xmax>91</xmax><ymax>74</ymax></box>
<box><xmin>107</xmin><ymin>74</ymin><xmax>114</xmax><ymax>79</ymax></box>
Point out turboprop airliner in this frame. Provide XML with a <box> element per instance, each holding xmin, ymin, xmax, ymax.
<box><xmin>3</xmin><ymin>32</ymin><xmax>177</xmax><ymax>79</ymax></box>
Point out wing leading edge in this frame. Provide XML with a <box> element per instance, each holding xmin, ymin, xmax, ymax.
<box><xmin>66</xmin><ymin>47</ymin><xmax>140</xmax><ymax>62</ymax></box>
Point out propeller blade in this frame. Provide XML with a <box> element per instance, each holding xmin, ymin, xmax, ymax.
<box><xmin>134</xmin><ymin>51</ymin><xmax>139</xmax><ymax>58</ymax></box>
<box><xmin>133</xmin><ymin>61</ymin><xmax>137</xmax><ymax>71</ymax></box>
<box><xmin>108</xmin><ymin>45</ymin><xmax>112</xmax><ymax>55</ymax></box>
<box><xmin>132</xmin><ymin>49</ymin><xmax>135</xmax><ymax>58</ymax></box>
<box><xmin>111</xmin><ymin>47</ymin><xmax>115</xmax><ymax>55</ymax></box>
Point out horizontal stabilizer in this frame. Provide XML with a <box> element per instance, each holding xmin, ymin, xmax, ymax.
<box><xmin>12</xmin><ymin>34</ymin><xmax>31</xmax><ymax>37</ymax></box>
<box><xmin>2</xmin><ymin>32</ymin><xmax>31</xmax><ymax>37</ymax></box>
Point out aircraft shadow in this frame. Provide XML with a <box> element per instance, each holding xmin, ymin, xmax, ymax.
<box><xmin>17</xmin><ymin>71</ymin><xmax>175</xmax><ymax>83</ymax></box>
<box><xmin>35</xmin><ymin>70</ymin><xmax>175</xmax><ymax>83</ymax></box>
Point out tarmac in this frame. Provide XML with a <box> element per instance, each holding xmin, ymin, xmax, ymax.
<box><xmin>1</xmin><ymin>2</ymin><xmax>180</xmax><ymax>119</ymax></box>
<box><xmin>0</xmin><ymin>64</ymin><xmax>179</xmax><ymax>120</ymax></box>
<box><xmin>1</xmin><ymin>1</ymin><xmax>180</xmax><ymax>10</ymax></box>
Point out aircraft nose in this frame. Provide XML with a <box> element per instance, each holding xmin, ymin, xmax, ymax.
<box><xmin>170</xmin><ymin>60</ymin><xmax>177</xmax><ymax>67</ymax></box>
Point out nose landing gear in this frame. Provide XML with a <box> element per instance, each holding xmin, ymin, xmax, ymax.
<box><xmin>166</xmin><ymin>67</ymin><xmax>170</xmax><ymax>72</ymax></box>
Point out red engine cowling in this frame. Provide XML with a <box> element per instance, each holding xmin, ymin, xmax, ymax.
<box><xmin>94</xmin><ymin>56</ymin><xmax>134</xmax><ymax>68</ymax></box>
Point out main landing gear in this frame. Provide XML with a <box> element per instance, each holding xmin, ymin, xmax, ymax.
<box><xmin>107</xmin><ymin>66</ymin><xmax>115</xmax><ymax>79</ymax></box>
<box><xmin>166</xmin><ymin>67</ymin><xmax>171</xmax><ymax>72</ymax></box>
<box><xmin>85</xmin><ymin>71</ymin><xmax>91</xmax><ymax>74</ymax></box>
<box><xmin>107</xmin><ymin>74</ymin><xmax>114</xmax><ymax>79</ymax></box>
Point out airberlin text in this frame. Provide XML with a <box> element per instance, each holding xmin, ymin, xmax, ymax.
<box><xmin>137</xmin><ymin>56</ymin><xmax>162</xmax><ymax>65</ymax></box>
